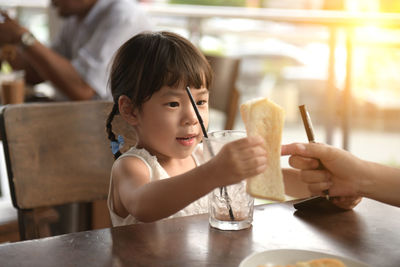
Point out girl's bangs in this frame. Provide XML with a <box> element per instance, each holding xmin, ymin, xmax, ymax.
<box><xmin>163</xmin><ymin>52</ymin><xmax>212</xmax><ymax>90</ymax></box>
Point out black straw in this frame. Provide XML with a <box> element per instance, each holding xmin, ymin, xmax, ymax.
<box><xmin>185</xmin><ymin>86</ymin><xmax>235</xmax><ymax>221</ymax></box>
<box><xmin>185</xmin><ymin>87</ymin><xmax>208</xmax><ymax>138</ymax></box>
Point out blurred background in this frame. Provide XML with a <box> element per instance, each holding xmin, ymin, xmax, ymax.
<box><xmin>0</xmin><ymin>0</ymin><xmax>399</xmax><ymax>197</ymax></box>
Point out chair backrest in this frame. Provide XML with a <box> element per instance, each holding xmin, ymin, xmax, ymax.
<box><xmin>0</xmin><ymin>100</ymin><xmax>136</xmax><ymax>239</ymax></box>
<box><xmin>206</xmin><ymin>55</ymin><xmax>241</xmax><ymax>130</ymax></box>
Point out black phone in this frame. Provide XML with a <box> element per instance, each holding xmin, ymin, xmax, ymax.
<box><xmin>293</xmin><ymin>196</ymin><xmax>345</xmax><ymax>213</ymax></box>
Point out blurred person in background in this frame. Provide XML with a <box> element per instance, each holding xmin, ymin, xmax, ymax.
<box><xmin>0</xmin><ymin>0</ymin><xmax>152</xmax><ymax>101</ymax></box>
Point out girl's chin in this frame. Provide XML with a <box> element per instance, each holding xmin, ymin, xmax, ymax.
<box><xmin>175</xmin><ymin>145</ymin><xmax>198</xmax><ymax>158</ymax></box>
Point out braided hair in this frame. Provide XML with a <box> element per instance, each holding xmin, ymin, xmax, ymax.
<box><xmin>106</xmin><ymin>31</ymin><xmax>213</xmax><ymax>159</ymax></box>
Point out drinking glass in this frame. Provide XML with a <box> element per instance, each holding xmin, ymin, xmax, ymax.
<box><xmin>204</xmin><ymin>130</ymin><xmax>254</xmax><ymax>230</ymax></box>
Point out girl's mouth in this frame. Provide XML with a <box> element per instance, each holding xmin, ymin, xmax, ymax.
<box><xmin>176</xmin><ymin>135</ymin><xmax>197</xmax><ymax>146</ymax></box>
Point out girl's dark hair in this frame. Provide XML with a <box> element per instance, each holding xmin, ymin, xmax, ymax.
<box><xmin>106</xmin><ymin>31</ymin><xmax>213</xmax><ymax>159</ymax></box>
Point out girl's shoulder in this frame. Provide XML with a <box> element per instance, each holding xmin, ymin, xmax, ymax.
<box><xmin>120</xmin><ymin>146</ymin><xmax>157</xmax><ymax>163</ymax></box>
<box><xmin>112</xmin><ymin>147</ymin><xmax>156</xmax><ymax>179</ymax></box>
<box><xmin>115</xmin><ymin>146</ymin><xmax>171</xmax><ymax>180</ymax></box>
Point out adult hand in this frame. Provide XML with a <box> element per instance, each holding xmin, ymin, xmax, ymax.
<box><xmin>0</xmin><ymin>11</ymin><xmax>27</xmax><ymax>45</ymax></box>
<box><xmin>330</xmin><ymin>196</ymin><xmax>362</xmax><ymax>210</ymax></box>
<box><xmin>281</xmin><ymin>142</ymin><xmax>363</xmax><ymax>198</ymax></box>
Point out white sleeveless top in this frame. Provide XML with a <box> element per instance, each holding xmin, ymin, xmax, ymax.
<box><xmin>107</xmin><ymin>145</ymin><xmax>209</xmax><ymax>226</ymax></box>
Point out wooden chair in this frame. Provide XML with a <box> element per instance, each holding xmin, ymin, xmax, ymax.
<box><xmin>0</xmin><ymin>100</ymin><xmax>136</xmax><ymax>240</ymax></box>
<box><xmin>206</xmin><ymin>55</ymin><xmax>241</xmax><ymax>130</ymax></box>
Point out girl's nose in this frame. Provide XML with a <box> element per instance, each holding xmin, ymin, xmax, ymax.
<box><xmin>182</xmin><ymin>105</ymin><xmax>198</xmax><ymax>126</ymax></box>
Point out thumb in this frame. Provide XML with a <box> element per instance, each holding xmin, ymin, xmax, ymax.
<box><xmin>281</xmin><ymin>142</ymin><xmax>333</xmax><ymax>161</ymax></box>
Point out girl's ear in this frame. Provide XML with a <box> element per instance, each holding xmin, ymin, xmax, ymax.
<box><xmin>118</xmin><ymin>95</ymin><xmax>139</xmax><ymax>125</ymax></box>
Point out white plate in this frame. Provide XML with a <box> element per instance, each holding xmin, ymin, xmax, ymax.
<box><xmin>239</xmin><ymin>249</ymin><xmax>369</xmax><ymax>267</ymax></box>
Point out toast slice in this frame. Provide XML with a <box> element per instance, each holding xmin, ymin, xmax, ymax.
<box><xmin>240</xmin><ymin>98</ymin><xmax>285</xmax><ymax>201</ymax></box>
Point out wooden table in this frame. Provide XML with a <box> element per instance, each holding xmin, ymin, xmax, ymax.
<box><xmin>0</xmin><ymin>198</ymin><xmax>399</xmax><ymax>266</ymax></box>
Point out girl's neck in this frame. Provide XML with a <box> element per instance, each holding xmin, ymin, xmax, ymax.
<box><xmin>136</xmin><ymin>144</ymin><xmax>197</xmax><ymax>176</ymax></box>
<box><xmin>159</xmin><ymin>156</ymin><xmax>196</xmax><ymax>177</ymax></box>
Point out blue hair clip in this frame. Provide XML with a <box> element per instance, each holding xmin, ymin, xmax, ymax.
<box><xmin>111</xmin><ymin>135</ymin><xmax>125</xmax><ymax>155</ymax></box>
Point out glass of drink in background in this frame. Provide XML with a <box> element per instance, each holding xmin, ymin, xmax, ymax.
<box><xmin>0</xmin><ymin>70</ymin><xmax>25</xmax><ymax>105</ymax></box>
<box><xmin>204</xmin><ymin>130</ymin><xmax>254</xmax><ymax>230</ymax></box>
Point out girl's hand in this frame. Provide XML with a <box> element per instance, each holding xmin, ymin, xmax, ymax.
<box><xmin>210</xmin><ymin>136</ymin><xmax>267</xmax><ymax>187</ymax></box>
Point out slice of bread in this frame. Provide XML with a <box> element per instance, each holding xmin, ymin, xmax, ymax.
<box><xmin>240</xmin><ymin>98</ymin><xmax>285</xmax><ymax>201</ymax></box>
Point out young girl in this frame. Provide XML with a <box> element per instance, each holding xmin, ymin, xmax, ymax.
<box><xmin>106</xmin><ymin>31</ymin><xmax>268</xmax><ymax>226</ymax></box>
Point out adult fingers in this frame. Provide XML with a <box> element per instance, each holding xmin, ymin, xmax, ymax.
<box><xmin>282</xmin><ymin>142</ymin><xmax>336</xmax><ymax>162</ymax></box>
<box><xmin>281</xmin><ymin>143</ymin><xmax>306</xmax><ymax>156</ymax></box>
<box><xmin>301</xmin><ymin>169</ymin><xmax>333</xmax><ymax>195</ymax></box>
<box><xmin>300</xmin><ymin>170</ymin><xmax>332</xmax><ymax>183</ymax></box>
<box><xmin>307</xmin><ymin>181</ymin><xmax>332</xmax><ymax>195</ymax></box>
<box><xmin>288</xmin><ymin>155</ymin><xmax>319</xmax><ymax>170</ymax></box>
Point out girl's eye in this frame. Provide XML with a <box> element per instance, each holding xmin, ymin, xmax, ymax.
<box><xmin>167</xmin><ymin>102</ymin><xmax>179</xmax><ymax>108</ymax></box>
<box><xmin>196</xmin><ymin>100</ymin><xmax>207</xmax><ymax>106</ymax></box>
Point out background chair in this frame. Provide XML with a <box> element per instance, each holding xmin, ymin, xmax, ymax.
<box><xmin>206</xmin><ymin>55</ymin><xmax>241</xmax><ymax>130</ymax></box>
<box><xmin>0</xmin><ymin>100</ymin><xmax>135</xmax><ymax>240</ymax></box>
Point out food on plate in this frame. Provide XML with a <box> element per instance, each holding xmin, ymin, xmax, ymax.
<box><xmin>240</xmin><ymin>97</ymin><xmax>285</xmax><ymax>201</ymax></box>
<box><xmin>257</xmin><ymin>257</ymin><xmax>347</xmax><ymax>267</ymax></box>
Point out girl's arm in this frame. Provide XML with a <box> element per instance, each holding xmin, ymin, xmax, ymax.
<box><xmin>114</xmin><ymin>156</ymin><xmax>217</xmax><ymax>222</ymax></box>
<box><xmin>115</xmin><ymin>136</ymin><xmax>268</xmax><ymax>222</ymax></box>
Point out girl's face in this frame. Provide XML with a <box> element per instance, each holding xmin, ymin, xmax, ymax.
<box><xmin>134</xmin><ymin>85</ymin><xmax>209</xmax><ymax>162</ymax></box>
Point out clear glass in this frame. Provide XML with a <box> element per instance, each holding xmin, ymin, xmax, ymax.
<box><xmin>204</xmin><ymin>130</ymin><xmax>254</xmax><ymax>230</ymax></box>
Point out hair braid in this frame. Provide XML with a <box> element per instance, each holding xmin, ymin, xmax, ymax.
<box><xmin>106</xmin><ymin>103</ymin><xmax>122</xmax><ymax>159</ymax></box>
